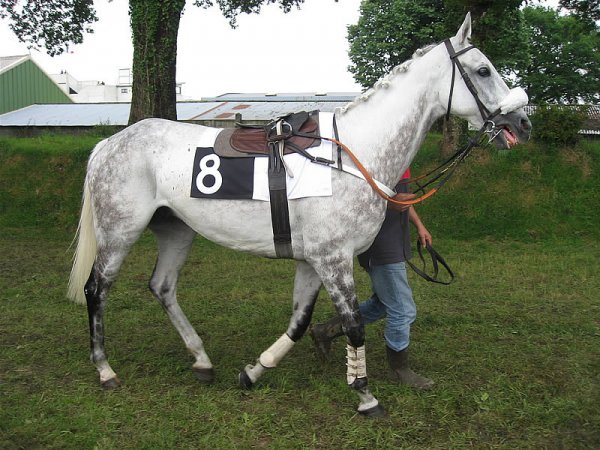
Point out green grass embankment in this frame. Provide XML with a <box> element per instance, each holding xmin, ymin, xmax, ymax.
<box><xmin>1</xmin><ymin>132</ymin><xmax>598</xmax><ymax>240</ymax></box>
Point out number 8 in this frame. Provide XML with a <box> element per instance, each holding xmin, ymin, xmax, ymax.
<box><xmin>196</xmin><ymin>154</ymin><xmax>223</xmax><ymax>194</ymax></box>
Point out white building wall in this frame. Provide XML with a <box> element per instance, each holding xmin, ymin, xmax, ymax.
<box><xmin>50</xmin><ymin>70</ymin><xmax>184</xmax><ymax>103</ymax></box>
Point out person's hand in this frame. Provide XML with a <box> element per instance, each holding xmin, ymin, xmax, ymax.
<box><xmin>417</xmin><ymin>225</ymin><xmax>432</xmax><ymax>247</ymax></box>
<box><xmin>388</xmin><ymin>192</ymin><xmax>416</xmax><ymax>212</ymax></box>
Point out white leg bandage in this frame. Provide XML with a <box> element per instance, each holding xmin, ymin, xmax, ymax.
<box><xmin>259</xmin><ymin>333</ymin><xmax>295</xmax><ymax>368</ymax></box>
<box><xmin>346</xmin><ymin>344</ymin><xmax>367</xmax><ymax>385</ymax></box>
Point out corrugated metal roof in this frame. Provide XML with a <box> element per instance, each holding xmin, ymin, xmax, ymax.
<box><xmin>0</xmin><ymin>98</ymin><xmax>354</xmax><ymax>126</ymax></box>
<box><xmin>205</xmin><ymin>92</ymin><xmax>358</xmax><ymax>102</ymax></box>
<box><xmin>0</xmin><ymin>103</ymin><xmax>131</xmax><ymax>126</ymax></box>
<box><xmin>523</xmin><ymin>104</ymin><xmax>600</xmax><ymax>116</ymax></box>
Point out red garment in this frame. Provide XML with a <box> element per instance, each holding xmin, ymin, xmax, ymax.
<box><xmin>401</xmin><ymin>169</ymin><xmax>411</xmax><ymax>180</ymax></box>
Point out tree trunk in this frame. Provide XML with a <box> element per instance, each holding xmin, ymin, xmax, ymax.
<box><xmin>128</xmin><ymin>0</ymin><xmax>186</xmax><ymax>125</ymax></box>
<box><xmin>441</xmin><ymin>116</ymin><xmax>463</xmax><ymax>158</ymax></box>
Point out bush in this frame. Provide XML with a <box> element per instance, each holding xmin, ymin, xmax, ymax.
<box><xmin>530</xmin><ymin>104</ymin><xmax>589</xmax><ymax>145</ymax></box>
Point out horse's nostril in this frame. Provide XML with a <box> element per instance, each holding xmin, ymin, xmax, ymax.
<box><xmin>521</xmin><ymin>118</ymin><xmax>531</xmax><ymax>130</ymax></box>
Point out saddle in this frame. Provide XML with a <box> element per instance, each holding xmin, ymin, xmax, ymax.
<box><xmin>214</xmin><ymin>110</ymin><xmax>321</xmax><ymax>159</ymax></box>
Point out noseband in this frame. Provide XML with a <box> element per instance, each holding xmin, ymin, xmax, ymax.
<box><xmin>444</xmin><ymin>39</ymin><xmax>501</xmax><ymax>124</ymax></box>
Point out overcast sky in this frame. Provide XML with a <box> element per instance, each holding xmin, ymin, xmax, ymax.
<box><xmin>0</xmin><ymin>0</ymin><xmax>363</xmax><ymax>99</ymax></box>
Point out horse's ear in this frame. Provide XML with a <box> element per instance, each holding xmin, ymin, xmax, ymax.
<box><xmin>455</xmin><ymin>12</ymin><xmax>472</xmax><ymax>45</ymax></box>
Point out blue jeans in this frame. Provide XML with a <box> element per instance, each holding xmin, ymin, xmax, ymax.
<box><xmin>359</xmin><ymin>262</ymin><xmax>416</xmax><ymax>352</ymax></box>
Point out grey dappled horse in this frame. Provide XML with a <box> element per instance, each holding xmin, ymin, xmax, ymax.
<box><xmin>68</xmin><ymin>14</ymin><xmax>531</xmax><ymax>416</ymax></box>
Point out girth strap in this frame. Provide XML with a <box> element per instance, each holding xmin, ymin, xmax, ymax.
<box><xmin>268</xmin><ymin>120</ymin><xmax>293</xmax><ymax>258</ymax></box>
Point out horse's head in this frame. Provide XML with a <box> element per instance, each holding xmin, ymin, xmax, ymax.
<box><xmin>441</xmin><ymin>13</ymin><xmax>532</xmax><ymax>149</ymax></box>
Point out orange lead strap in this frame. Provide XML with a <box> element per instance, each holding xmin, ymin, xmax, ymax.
<box><xmin>323</xmin><ymin>116</ymin><xmax>491</xmax><ymax>207</ymax></box>
<box><xmin>324</xmin><ymin>137</ymin><xmax>437</xmax><ymax>206</ymax></box>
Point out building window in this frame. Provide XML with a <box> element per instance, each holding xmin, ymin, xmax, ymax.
<box><xmin>121</xmin><ymin>88</ymin><xmax>129</xmax><ymax>94</ymax></box>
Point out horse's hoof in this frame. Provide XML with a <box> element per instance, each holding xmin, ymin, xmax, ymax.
<box><xmin>193</xmin><ymin>367</ymin><xmax>215</xmax><ymax>383</ymax></box>
<box><xmin>358</xmin><ymin>404</ymin><xmax>387</xmax><ymax>418</ymax></box>
<box><xmin>238</xmin><ymin>370</ymin><xmax>254</xmax><ymax>390</ymax></box>
<box><xmin>101</xmin><ymin>377</ymin><xmax>121</xmax><ymax>390</ymax></box>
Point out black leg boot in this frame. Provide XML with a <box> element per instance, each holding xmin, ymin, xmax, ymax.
<box><xmin>309</xmin><ymin>316</ymin><xmax>344</xmax><ymax>358</ymax></box>
<box><xmin>386</xmin><ymin>346</ymin><xmax>435</xmax><ymax>390</ymax></box>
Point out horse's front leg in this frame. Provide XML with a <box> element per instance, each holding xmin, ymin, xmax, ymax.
<box><xmin>313</xmin><ymin>253</ymin><xmax>386</xmax><ymax>418</ymax></box>
<box><xmin>239</xmin><ymin>260</ymin><xmax>321</xmax><ymax>388</ymax></box>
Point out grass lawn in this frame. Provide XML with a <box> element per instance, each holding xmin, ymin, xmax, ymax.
<box><xmin>1</xmin><ymin>228</ymin><xmax>598</xmax><ymax>449</ymax></box>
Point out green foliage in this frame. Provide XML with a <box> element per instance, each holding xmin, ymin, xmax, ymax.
<box><xmin>347</xmin><ymin>0</ymin><xmax>528</xmax><ymax>89</ymax></box>
<box><xmin>470</xmin><ymin>6</ymin><xmax>528</xmax><ymax>82</ymax></box>
<box><xmin>560</xmin><ymin>0</ymin><xmax>600</xmax><ymax>22</ymax></box>
<box><xmin>442</xmin><ymin>0</ymin><xmax>528</xmax><ymax>80</ymax></box>
<box><xmin>530</xmin><ymin>104</ymin><xmax>590</xmax><ymax>145</ymax></box>
<box><xmin>347</xmin><ymin>0</ymin><xmax>445</xmax><ymax>88</ymax></box>
<box><xmin>0</xmin><ymin>0</ymin><xmax>97</xmax><ymax>56</ymax></box>
<box><xmin>516</xmin><ymin>6</ymin><xmax>600</xmax><ymax>103</ymax></box>
<box><xmin>348</xmin><ymin>2</ymin><xmax>598</xmax><ymax>103</ymax></box>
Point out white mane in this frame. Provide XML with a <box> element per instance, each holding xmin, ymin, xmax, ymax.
<box><xmin>340</xmin><ymin>44</ymin><xmax>438</xmax><ymax>114</ymax></box>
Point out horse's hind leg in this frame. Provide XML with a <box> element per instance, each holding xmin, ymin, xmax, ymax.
<box><xmin>240</xmin><ymin>261</ymin><xmax>321</xmax><ymax>387</ymax></box>
<box><xmin>85</xmin><ymin>244</ymin><xmax>133</xmax><ymax>389</ymax></box>
<box><xmin>148</xmin><ymin>208</ymin><xmax>214</xmax><ymax>382</ymax></box>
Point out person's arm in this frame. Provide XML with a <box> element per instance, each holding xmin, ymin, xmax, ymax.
<box><xmin>387</xmin><ymin>192</ymin><xmax>416</xmax><ymax>212</ymax></box>
<box><xmin>409</xmin><ymin>207</ymin><xmax>432</xmax><ymax>247</ymax></box>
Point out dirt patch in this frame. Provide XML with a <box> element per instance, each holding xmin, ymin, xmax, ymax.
<box><xmin>520</xmin><ymin>160</ymin><xmax>541</xmax><ymax>178</ymax></box>
<box><xmin>560</xmin><ymin>148</ymin><xmax>593</xmax><ymax>179</ymax></box>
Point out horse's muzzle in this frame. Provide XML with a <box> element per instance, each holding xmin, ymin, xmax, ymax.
<box><xmin>492</xmin><ymin>109</ymin><xmax>532</xmax><ymax>149</ymax></box>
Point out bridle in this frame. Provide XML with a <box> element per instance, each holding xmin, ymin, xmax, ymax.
<box><xmin>444</xmin><ymin>38</ymin><xmax>501</xmax><ymax>124</ymax></box>
<box><xmin>322</xmin><ymin>39</ymin><xmax>507</xmax><ymax>207</ymax></box>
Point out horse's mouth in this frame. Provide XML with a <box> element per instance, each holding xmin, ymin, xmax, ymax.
<box><xmin>491</xmin><ymin>111</ymin><xmax>531</xmax><ymax>149</ymax></box>
<box><xmin>499</xmin><ymin>126</ymin><xmax>519</xmax><ymax>149</ymax></box>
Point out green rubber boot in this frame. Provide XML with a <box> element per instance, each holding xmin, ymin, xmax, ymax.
<box><xmin>386</xmin><ymin>346</ymin><xmax>435</xmax><ymax>390</ymax></box>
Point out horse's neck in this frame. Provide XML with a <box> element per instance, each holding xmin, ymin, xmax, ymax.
<box><xmin>336</xmin><ymin>53</ymin><xmax>446</xmax><ymax>187</ymax></box>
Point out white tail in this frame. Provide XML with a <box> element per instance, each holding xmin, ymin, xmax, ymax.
<box><xmin>67</xmin><ymin>180</ymin><xmax>97</xmax><ymax>304</ymax></box>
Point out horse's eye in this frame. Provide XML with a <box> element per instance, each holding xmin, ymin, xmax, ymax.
<box><xmin>478</xmin><ymin>67</ymin><xmax>491</xmax><ymax>77</ymax></box>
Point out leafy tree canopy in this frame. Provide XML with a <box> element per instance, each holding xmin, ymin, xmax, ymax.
<box><xmin>347</xmin><ymin>0</ymin><xmax>446</xmax><ymax>88</ymax></box>
<box><xmin>348</xmin><ymin>0</ymin><xmax>527</xmax><ymax>89</ymax></box>
<box><xmin>517</xmin><ymin>6</ymin><xmax>599</xmax><ymax>103</ymax></box>
<box><xmin>348</xmin><ymin>0</ymin><xmax>598</xmax><ymax>104</ymax></box>
<box><xmin>559</xmin><ymin>0</ymin><xmax>600</xmax><ymax>22</ymax></box>
<box><xmin>0</xmin><ymin>0</ymin><xmax>97</xmax><ymax>56</ymax></box>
